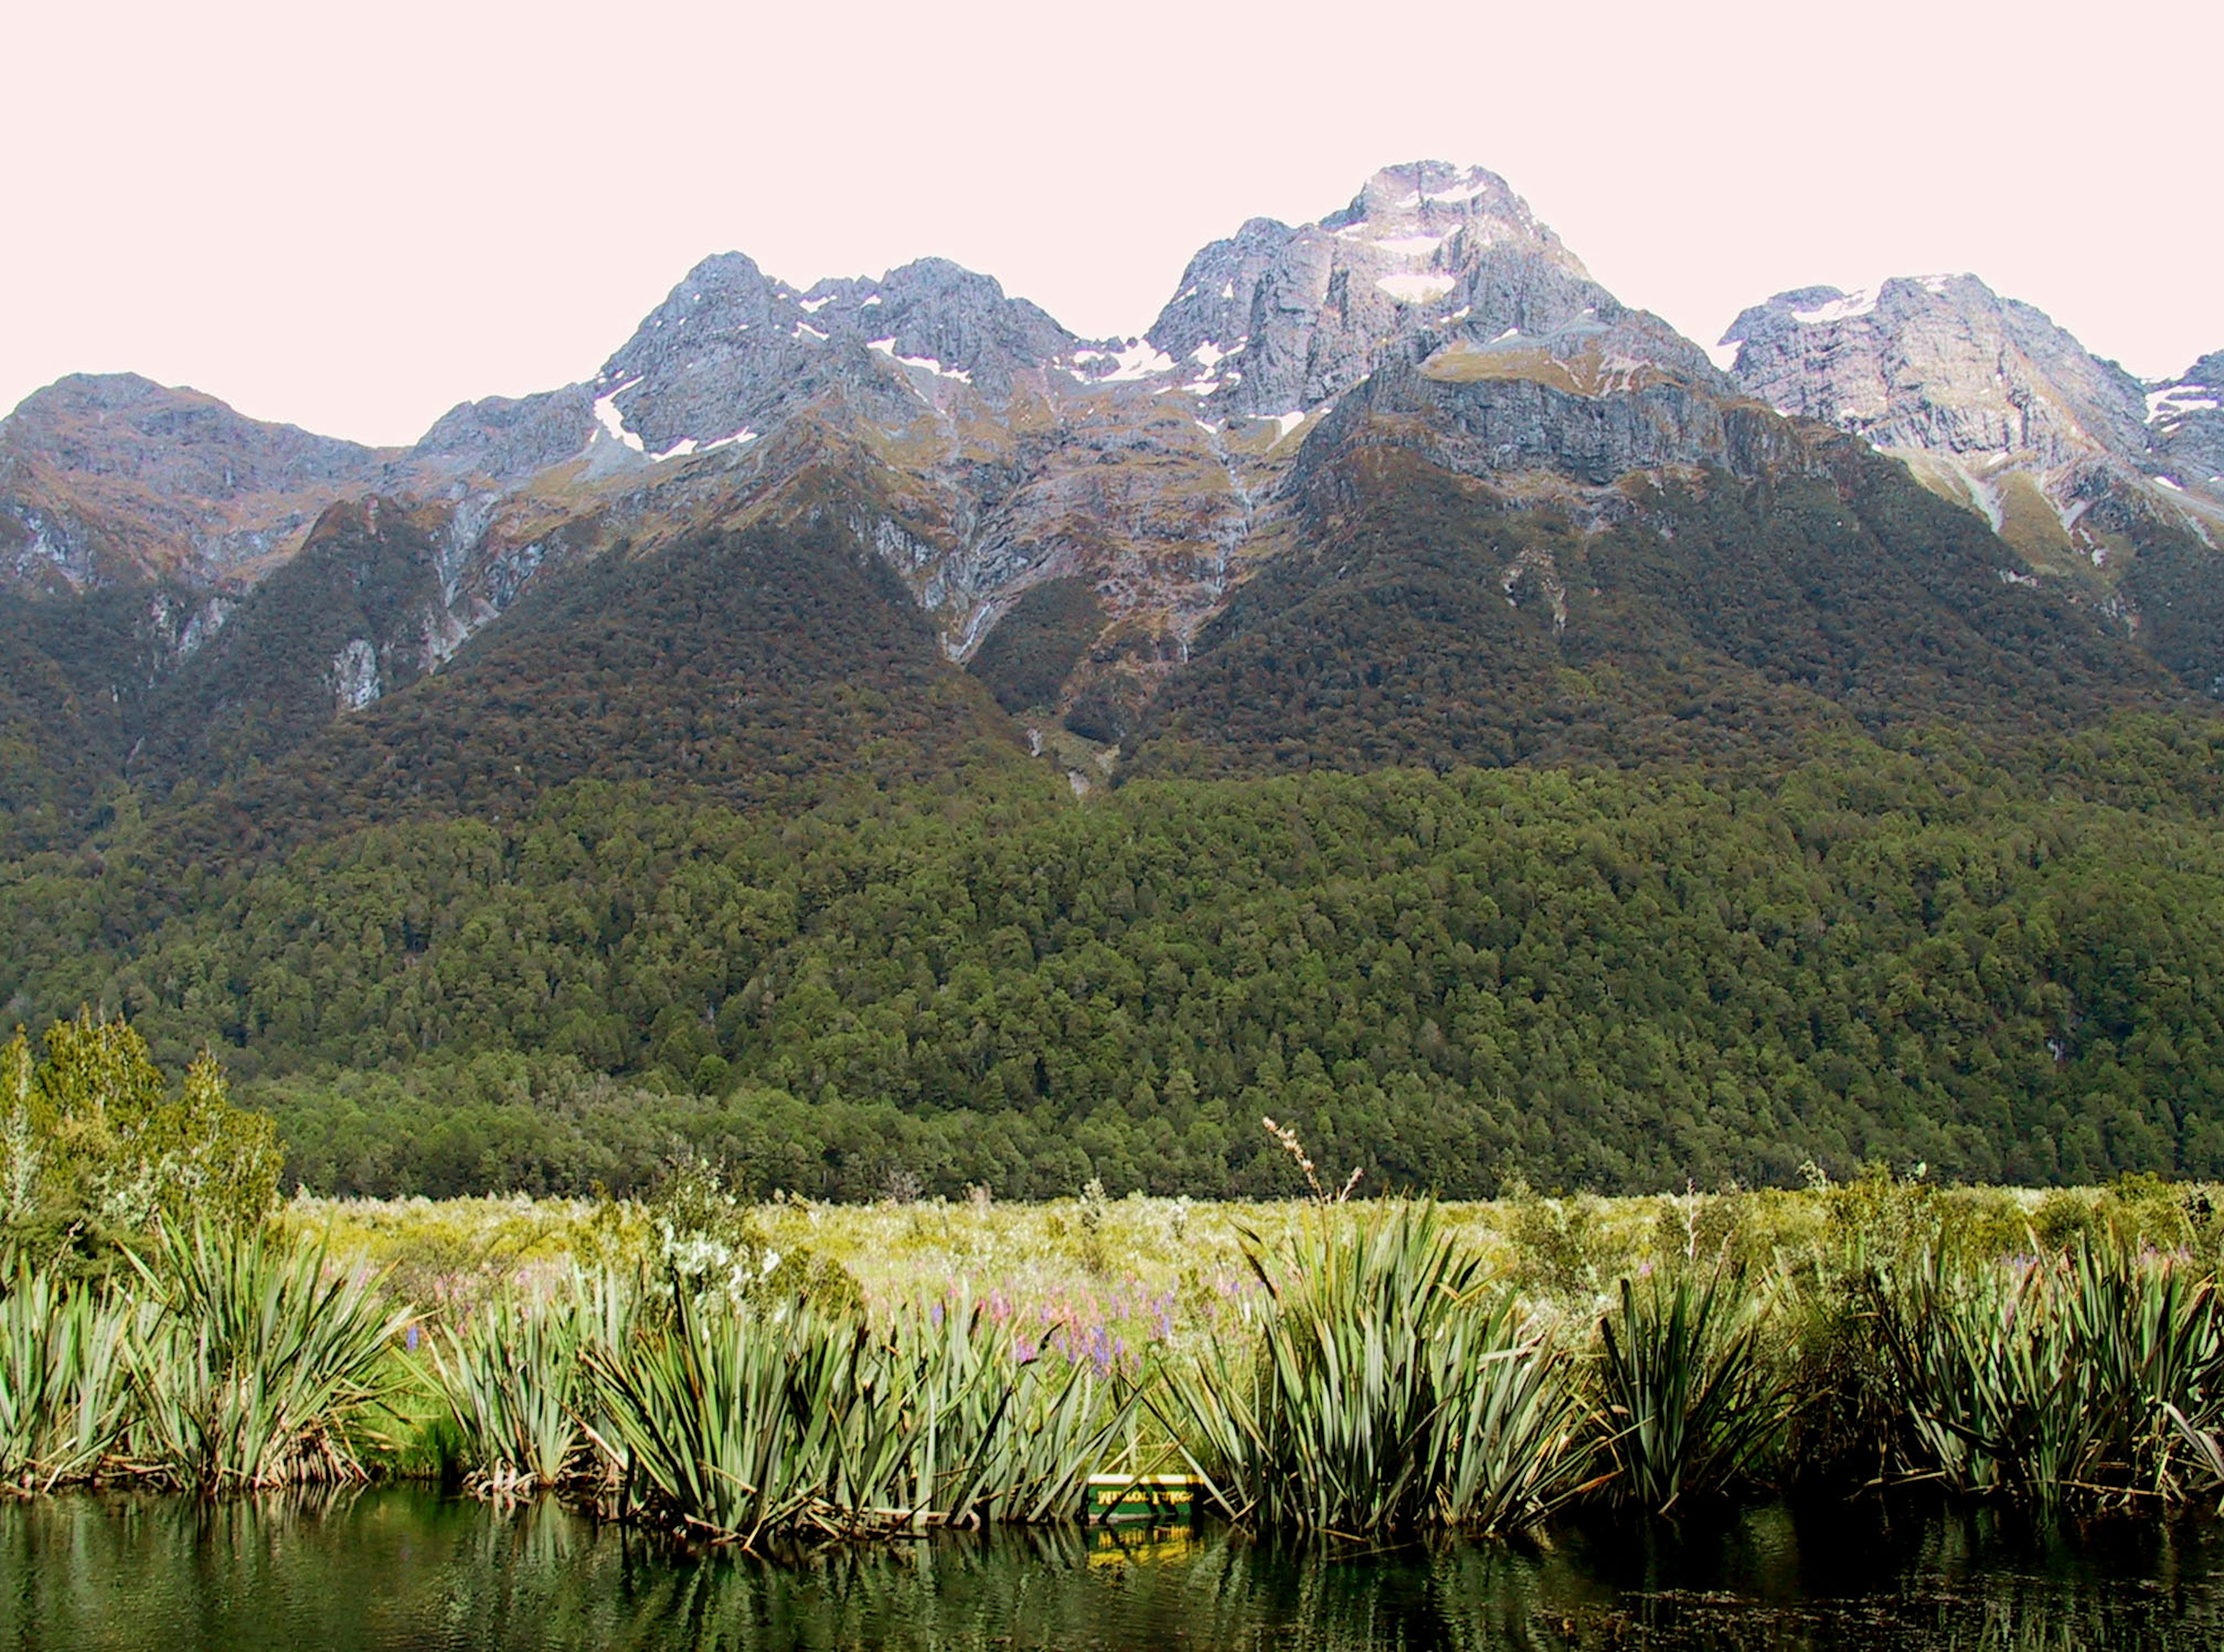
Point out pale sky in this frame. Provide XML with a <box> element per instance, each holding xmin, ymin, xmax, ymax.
<box><xmin>9</xmin><ymin>0</ymin><xmax>2218</xmax><ymax>448</ymax></box>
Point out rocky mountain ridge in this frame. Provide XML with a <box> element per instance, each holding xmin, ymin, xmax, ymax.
<box><xmin>1719</xmin><ymin>272</ymin><xmax>2224</xmax><ymax>697</ymax></box>
<box><xmin>1722</xmin><ymin>274</ymin><xmax>2223</xmax><ymax>560</ymax></box>
<box><xmin>0</xmin><ymin>373</ymin><xmax>395</xmax><ymax>596</ymax></box>
<box><xmin>2150</xmin><ymin>351</ymin><xmax>2224</xmax><ymax>494</ymax></box>
<box><xmin>2</xmin><ymin>160</ymin><xmax>2219</xmax><ymax>834</ymax></box>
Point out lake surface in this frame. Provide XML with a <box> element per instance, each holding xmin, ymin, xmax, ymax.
<box><xmin>2</xmin><ymin>1488</ymin><xmax>2221</xmax><ymax>1650</ymax></box>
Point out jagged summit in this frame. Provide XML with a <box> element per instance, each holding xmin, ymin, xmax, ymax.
<box><xmin>1136</xmin><ymin>160</ymin><xmax>1711</xmax><ymax>419</ymax></box>
<box><xmin>1320</xmin><ymin>162</ymin><xmax>1585</xmax><ymax>256</ymax></box>
<box><xmin>584</xmin><ymin>250</ymin><xmax>1076</xmax><ymax>461</ymax></box>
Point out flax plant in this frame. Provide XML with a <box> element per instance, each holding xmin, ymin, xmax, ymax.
<box><xmin>584</xmin><ymin>1285</ymin><xmax>1128</xmax><ymax>1548</ymax></box>
<box><xmin>1874</xmin><ymin>1237</ymin><xmax>2224</xmax><ymax>1509</ymax></box>
<box><xmin>430</xmin><ymin>1265</ymin><xmax>642</xmax><ymax>1495</ymax></box>
<box><xmin>1594</xmin><ymin>1262</ymin><xmax>1787</xmax><ymax>1513</ymax></box>
<box><xmin>127</xmin><ymin>1222</ymin><xmax>412</xmax><ymax>1492</ymax></box>
<box><xmin>0</xmin><ymin>1261</ymin><xmax>136</xmax><ymax>1490</ymax></box>
<box><xmin>1154</xmin><ymin>1200</ymin><xmax>1595</xmax><ymax>1535</ymax></box>
<box><xmin>432</xmin><ymin>1292</ymin><xmax>591</xmax><ymax>1495</ymax></box>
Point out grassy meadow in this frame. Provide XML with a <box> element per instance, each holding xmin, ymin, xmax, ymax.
<box><xmin>290</xmin><ymin>1171</ymin><xmax>2215</xmax><ymax>1349</ymax></box>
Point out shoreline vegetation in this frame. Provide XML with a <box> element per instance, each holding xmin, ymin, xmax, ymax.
<box><xmin>13</xmin><ymin>1154</ymin><xmax>2224</xmax><ymax>1547</ymax></box>
<box><xmin>10</xmin><ymin>1013</ymin><xmax>2224</xmax><ymax>1553</ymax></box>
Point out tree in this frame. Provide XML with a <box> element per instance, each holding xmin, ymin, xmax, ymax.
<box><xmin>0</xmin><ymin>1010</ymin><xmax>281</xmax><ymax>1253</ymax></box>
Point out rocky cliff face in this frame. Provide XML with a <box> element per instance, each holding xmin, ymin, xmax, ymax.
<box><xmin>1724</xmin><ymin>276</ymin><xmax>2153</xmax><ymax>471</ymax></box>
<box><xmin>411</xmin><ymin>386</ymin><xmax>598</xmax><ymax>486</ymax></box>
<box><xmin>2150</xmin><ymin>350</ymin><xmax>2224</xmax><ymax>494</ymax></box>
<box><xmin>1723</xmin><ymin>276</ymin><xmax>2224</xmax><ymax>696</ymax></box>
<box><xmin>0</xmin><ymin>373</ymin><xmax>394</xmax><ymax>592</ymax></box>
<box><xmin>1309</xmin><ymin>316</ymin><xmax>1790</xmax><ymax>494</ymax></box>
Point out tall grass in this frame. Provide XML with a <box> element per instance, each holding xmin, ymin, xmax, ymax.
<box><xmin>13</xmin><ymin>1184</ymin><xmax>2224</xmax><ymax>1540</ymax></box>
<box><xmin>1874</xmin><ymin>1237</ymin><xmax>2224</xmax><ymax>1509</ymax></box>
<box><xmin>1154</xmin><ymin>1201</ymin><xmax>1596</xmax><ymax>1534</ymax></box>
<box><xmin>127</xmin><ymin>1223</ymin><xmax>412</xmax><ymax>1492</ymax></box>
<box><xmin>431</xmin><ymin>1269</ymin><xmax>637</xmax><ymax>1495</ymax></box>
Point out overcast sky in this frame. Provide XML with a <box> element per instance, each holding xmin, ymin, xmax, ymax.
<box><xmin>9</xmin><ymin>0</ymin><xmax>2217</xmax><ymax>447</ymax></box>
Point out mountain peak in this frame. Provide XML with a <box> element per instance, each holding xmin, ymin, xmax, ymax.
<box><xmin>1139</xmin><ymin>160</ymin><xmax>1622</xmax><ymax>418</ymax></box>
<box><xmin>1326</xmin><ymin>160</ymin><xmax>1571</xmax><ymax>258</ymax></box>
<box><xmin>581</xmin><ymin>246</ymin><xmax>1076</xmax><ymax>458</ymax></box>
<box><xmin>1723</xmin><ymin>272</ymin><xmax>2150</xmax><ymax>471</ymax></box>
<box><xmin>0</xmin><ymin>372</ymin><xmax>389</xmax><ymax>589</ymax></box>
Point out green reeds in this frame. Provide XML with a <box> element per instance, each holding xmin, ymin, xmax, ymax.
<box><xmin>433</xmin><ymin>1299</ymin><xmax>588</xmax><ymax>1494</ymax></box>
<box><xmin>1594</xmin><ymin>1262</ymin><xmax>1786</xmax><ymax>1513</ymax></box>
<box><xmin>127</xmin><ymin>1223</ymin><xmax>412</xmax><ymax>1492</ymax></box>
<box><xmin>1155</xmin><ymin>1201</ymin><xmax>1594</xmax><ymax>1534</ymax></box>
<box><xmin>0</xmin><ymin>1261</ymin><xmax>135</xmax><ymax>1491</ymax></box>
<box><xmin>585</xmin><ymin>1287</ymin><xmax>1129</xmax><ymax>1548</ymax></box>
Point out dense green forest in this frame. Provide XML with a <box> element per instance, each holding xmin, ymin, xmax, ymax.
<box><xmin>153</xmin><ymin>516</ymin><xmax>1029</xmax><ymax>868</ymax></box>
<box><xmin>6</xmin><ymin>717</ymin><xmax>2224</xmax><ymax>1200</ymax></box>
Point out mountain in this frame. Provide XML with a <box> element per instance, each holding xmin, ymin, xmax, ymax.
<box><xmin>1721</xmin><ymin>277</ymin><xmax>2224</xmax><ymax>698</ymax></box>
<box><xmin>4</xmin><ymin>160</ymin><xmax>2224</xmax><ymax>1196</ymax></box>
<box><xmin>1140</xmin><ymin>160</ymin><xmax>1720</xmax><ymax>420</ymax></box>
<box><xmin>1722</xmin><ymin>275</ymin><xmax>2154</xmax><ymax>477</ymax></box>
<box><xmin>2</xmin><ymin>166</ymin><xmax>2214</xmax><ymax>830</ymax></box>
<box><xmin>0</xmin><ymin>372</ymin><xmax>395</xmax><ymax>594</ymax></box>
<box><xmin>2150</xmin><ymin>351</ymin><xmax>2224</xmax><ymax>494</ymax></box>
<box><xmin>2</xmin><ymin>166</ymin><xmax>2214</xmax><ymax>820</ymax></box>
<box><xmin>167</xmin><ymin>507</ymin><xmax>1029</xmax><ymax>865</ymax></box>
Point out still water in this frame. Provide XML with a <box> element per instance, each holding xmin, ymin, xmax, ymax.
<box><xmin>2</xmin><ymin>1489</ymin><xmax>2220</xmax><ymax>1650</ymax></box>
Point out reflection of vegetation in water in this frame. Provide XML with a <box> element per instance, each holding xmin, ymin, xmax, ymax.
<box><xmin>5</xmin><ymin>1491</ymin><xmax>2223</xmax><ymax>1651</ymax></box>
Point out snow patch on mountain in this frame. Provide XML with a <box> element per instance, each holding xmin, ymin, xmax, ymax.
<box><xmin>1070</xmin><ymin>340</ymin><xmax>1176</xmax><ymax>383</ymax></box>
<box><xmin>591</xmin><ymin>379</ymin><xmax>648</xmax><ymax>453</ymax></box>
<box><xmin>1377</xmin><ymin>273</ymin><xmax>1457</xmax><ymax>304</ymax></box>
<box><xmin>1371</xmin><ymin>233</ymin><xmax>1447</xmax><ymax>257</ymax></box>
<box><xmin>1791</xmin><ymin>288</ymin><xmax>1879</xmax><ymax>325</ymax></box>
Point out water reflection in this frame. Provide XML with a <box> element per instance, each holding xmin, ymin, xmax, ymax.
<box><xmin>1</xmin><ymin>1490</ymin><xmax>2219</xmax><ymax>1650</ymax></box>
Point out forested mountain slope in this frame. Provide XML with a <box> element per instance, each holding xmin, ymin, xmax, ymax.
<box><xmin>1124</xmin><ymin>438</ymin><xmax>2186</xmax><ymax>782</ymax></box>
<box><xmin>2</xmin><ymin>726</ymin><xmax>2220</xmax><ymax>1199</ymax></box>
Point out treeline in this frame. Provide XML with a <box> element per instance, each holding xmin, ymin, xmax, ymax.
<box><xmin>3</xmin><ymin>716</ymin><xmax>2223</xmax><ymax>1199</ymax></box>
